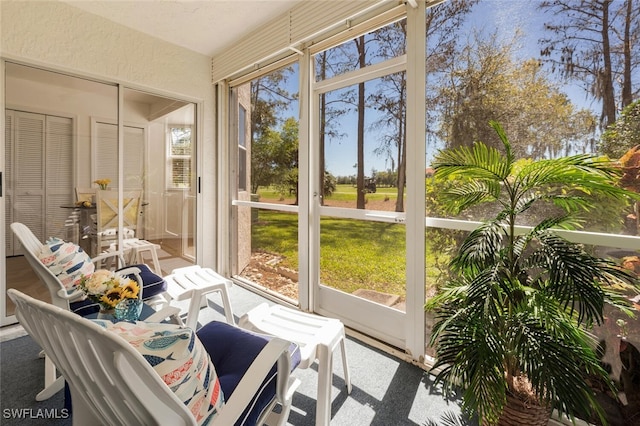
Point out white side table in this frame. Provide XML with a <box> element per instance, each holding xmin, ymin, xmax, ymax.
<box><xmin>163</xmin><ymin>265</ymin><xmax>235</xmax><ymax>329</ymax></box>
<box><xmin>239</xmin><ymin>303</ymin><xmax>352</xmax><ymax>426</ymax></box>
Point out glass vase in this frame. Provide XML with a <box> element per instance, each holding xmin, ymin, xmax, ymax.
<box><xmin>114</xmin><ymin>298</ymin><xmax>143</xmax><ymax>321</ymax></box>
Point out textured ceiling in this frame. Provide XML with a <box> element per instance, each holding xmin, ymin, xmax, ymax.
<box><xmin>63</xmin><ymin>0</ymin><xmax>304</xmax><ymax>57</ymax></box>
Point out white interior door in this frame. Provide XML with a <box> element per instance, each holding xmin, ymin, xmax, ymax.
<box><xmin>5</xmin><ymin>110</ymin><xmax>72</xmax><ymax>255</ymax></box>
<box><xmin>93</xmin><ymin>121</ymin><xmax>145</xmax><ymax>190</ymax></box>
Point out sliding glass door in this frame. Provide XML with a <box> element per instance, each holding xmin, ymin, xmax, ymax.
<box><xmin>1</xmin><ymin>62</ymin><xmax>198</xmax><ymax>325</ymax></box>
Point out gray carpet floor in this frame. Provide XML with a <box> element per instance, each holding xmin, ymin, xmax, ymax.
<box><xmin>0</xmin><ymin>283</ymin><xmax>476</xmax><ymax>426</ymax></box>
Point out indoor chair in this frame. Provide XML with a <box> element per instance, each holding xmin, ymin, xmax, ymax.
<box><xmin>10</xmin><ymin>221</ymin><xmax>168</xmax><ymax>400</ymax></box>
<box><xmin>74</xmin><ymin>187</ymin><xmax>96</xmax><ymax>204</ymax></box>
<box><xmin>93</xmin><ymin>189</ymin><xmax>162</xmax><ymax>274</ymax></box>
<box><xmin>91</xmin><ymin>189</ymin><xmax>141</xmax><ymax>254</ymax></box>
<box><xmin>8</xmin><ymin>289</ymin><xmax>301</xmax><ymax>426</ymax></box>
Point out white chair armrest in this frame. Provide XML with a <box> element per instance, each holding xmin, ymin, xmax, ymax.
<box><xmin>144</xmin><ymin>306</ymin><xmax>182</xmax><ymax>323</ymax></box>
<box><xmin>56</xmin><ymin>288</ymin><xmax>85</xmax><ymax>302</ymax></box>
<box><xmin>91</xmin><ymin>250</ymin><xmax>126</xmax><ymax>268</ymax></box>
<box><xmin>214</xmin><ymin>338</ymin><xmax>294</xmax><ymax>426</ymax></box>
<box><xmin>116</xmin><ymin>266</ymin><xmax>142</xmax><ymax>276</ymax></box>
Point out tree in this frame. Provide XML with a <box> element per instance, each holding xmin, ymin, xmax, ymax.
<box><xmin>370</xmin><ymin>20</ymin><xmax>407</xmax><ymax>212</ymax></box>
<box><xmin>250</xmin><ymin>69</ymin><xmax>296</xmax><ymax>143</ymax></box>
<box><xmin>602</xmin><ymin>102</ymin><xmax>640</xmax><ymax>234</ymax></box>
<box><xmin>249</xmin><ymin>69</ymin><xmax>296</xmax><ymax>194</ymax></box>
<box><xmin>317</xmin><ymin>50</ymin><xmax>351</xmax><ymax>205</ymax></box>
<box><xmin>425</xmin><ymin>0</ymin><xmax>480</xmax><ymax>162</ymax></box>
<box><xmin>439</xmin><ymin>32</ymin><xmax>597</xmax><ymax>159</ymax></box>
<box><xmin>250</xmin><ymin>117</ymin><xmax>298</xmax><ymax>195</ymax></box>
<box><xmin>356</xmin><ymin>35</ymin><xmax>367</xmax><ymax>209</ymax></box>
<box><xmin>600</xmin><ymin>99</ymin><xmax>640</xmax><ymax>159</ymax></box>
<box><xmin>427</xmin><ymin>121</ymin><xmax>640</xmax><ymax>425</ymax></box>
<box><xmin>539</xmin><ymin>0</ymin><xmax>640</xmax><ymax>129</ymax></box>
<box><xmin>251</xmin><ymin>127</ymin><xmax>281</xmax><ymax>193</ymax></box>
<box><xmin>368</xmin><ymin>0</ymin><xmax>479</xmax><ymax>212</ymax></box>
<box><xmin>316</xmin><ymin>32</ymin><xmax>373</xmax><ymax>210</ymax></box>
<box><xmin>272</xmin><ymin>118</ymin><xmax>299</xmax><ymax>202</ymax></box>
<box><xmin>317</xmin><ymin>1</ymin><xmax>478</xmax><ymax>212</ymax></box>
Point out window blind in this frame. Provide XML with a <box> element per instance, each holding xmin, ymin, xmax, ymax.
<box><xmin>211</xmin><ymin>0</ymin><xmax>404</xmax><ymax>83</ymax></box>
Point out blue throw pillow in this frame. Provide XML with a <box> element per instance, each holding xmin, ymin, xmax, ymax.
<box><xmin>196</xmin><ymin>321</ymin><xmax>300</xmax><ymax>426</ymax></box>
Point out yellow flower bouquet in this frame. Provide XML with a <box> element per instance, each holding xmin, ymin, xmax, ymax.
<box><xmin>94</xmin><ymin>178</ymin><xmax>111</xmax><ymax>190</ymax></box>
<box><xmin>79</xmin><ymin>269</ymin><xmax>140</xmax><ymax>310</ymax></box>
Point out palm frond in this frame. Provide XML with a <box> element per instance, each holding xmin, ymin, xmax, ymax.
<box><xmin>526</xmin><ymin>232</ymin><xmax>615</xmax><ymax>325</ymax></box>
<box><xmin>430</xmin><ymin>307</ymin><xmax>507</xmax><ymax>424</ymax></box>
<box><xmin>488</xmin><ymin>120</ymin><xmax>514</xmax><ymax>165</ymax></box>
<box><xmin>433</xmin><ymin>141</ymin><xmax>511</xmax><ymax>182</ymax></box>
<box><xmin>441</xmin><ymin>180</ymin><xmax>501</xmax><ymax>215</ymax></box>
<box><xmin>517</xmin><ymin>155</ymin><xmax>635</xmax><ymax>203</ymax></box>
<box><xmin>424</xmin><ymin>411</ymin><xmax>472</xmax><ymax>426</ymax></box>
<box><xmin>531</xmin><ymin>215</ymin><xmax>577</xmax><ymax>233</ymax></box>
<box><xmin>512</xmin><ymin>192</ymin><xmax>538</xmax><ymax>216</ymax></box>
<box><xmin>547</xmin><ymin>195</ymin><xmax>595</xmax><ymax>215</ymax></box>
<box><xmin>508</xmin><ymin>303</ymin><xmax>613</xmax><ymax>424</ymax></box>
<box><xmin>451</xmin><ymin>221</ymin><xmax>505</xmax><ymax>274</ymax></box>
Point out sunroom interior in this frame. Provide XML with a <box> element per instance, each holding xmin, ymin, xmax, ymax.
<box><xmin>2</xmin><ymin>0</ymin><xmax>639</xmax><ymax>424</ymax></box>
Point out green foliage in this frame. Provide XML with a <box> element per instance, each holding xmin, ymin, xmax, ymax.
<box><xmin>323</xmin><ymin>171</ymin><xmax>337</xmax><ymax>197</ymax></box>
<box><xmin>426</xmin><ymin>121</ymin><xmax>640</xmax><ymax>425</ymax></box>
<box><xmin>600</xmin><ymin>100</ymin><xmax>640</xmax><ymax>159</ymax></box>
<box><xmin>251</xmin><ymin>117</ymin><xmax>299</xmax><ymax>194</ymax></box>
<box><xmin>439</xmin><ymin>35</ymin><xmax>597</xmax><ymax>159</ymax></box>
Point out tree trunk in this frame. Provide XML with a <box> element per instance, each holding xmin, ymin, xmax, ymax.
<box><xmin>621</xmin><ymin>0</ymin><xmax>633</xmax><ymax>108</ymax></box>
<box><xmin>601</xmin><ymin>0</ymin><xmax>616</xmax><ymax>128</ymax></box>
<box><xmin>356</xmin><ymin>35</ymin><xmax>366</xmax><ymax>210</ymax></box>
<box><xmin>395</xmin><ymin>81</ymin><xmax>406</xmax><ymax>212</ymax></box>
<box><xmin>319</xmin><ymin>52</ymin><xmax>327</xmax><ymax>206</ymax></box>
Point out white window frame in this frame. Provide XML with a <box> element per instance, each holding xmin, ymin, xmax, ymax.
<box><xmin>167</xmin><ymin>124</ymin><xmax>193</xmax><ymax>190</ymax></box>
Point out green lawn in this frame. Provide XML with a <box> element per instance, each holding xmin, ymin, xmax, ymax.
<box><xmin>251</xmin><ymin>209</ymin><xmax>451</xmax><ymax>298</ymax></box>
<box><xmin>257</xmin><ymin>184</ymin><xmax>404</xmax><ymax>204</ymax></box>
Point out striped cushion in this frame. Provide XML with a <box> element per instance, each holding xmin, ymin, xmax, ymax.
<box><xmin>94</xmin><ymin>320</ymin><xmax>225</xmax><ymax>425</ymax></box>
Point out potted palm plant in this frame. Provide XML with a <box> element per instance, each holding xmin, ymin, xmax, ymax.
<box><xmin>426</xmin><ymin>121</ymin><xmax>640</xmax><ymax>425</ymax></box>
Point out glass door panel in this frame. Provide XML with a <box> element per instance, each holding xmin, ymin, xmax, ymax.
<box><xmin>3</xmin><ymin>63</ymin><xmax>118</xmax><ymax>323</ymax></box>
<box><xmin>2</xmin><ymin>66</ymin><xmax>199</xmax><ymax>325</ymax></box>
<box><xmin>121</xmin><ymin>89</ymin><xmax>197</xmax><ymax>273</ymax></box>
<box><xmin>315</xmin><ymin>70</ymin><xmax>408</xmax><ymax>346</ymax></box>
<box><xmin>320</xmin><ymin>216</ymin><xmax>406</xmax><ymax>310</ymax></box>
<box><xmin>229</xmin><ymin>64</ymin><xmax>300</xmax><ymax>303</ymax></box>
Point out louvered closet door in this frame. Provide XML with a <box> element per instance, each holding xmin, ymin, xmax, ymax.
<box><xmin>12</xmin><ymin>111</ymin><xmax>45</xmax><ymax>254</ymax></box>
<box><xmin>4</xmin><ymin>111</ymin><xmax>14</xmax><ymax>255</ymax></box>
<box><xmin>94</xmin><ymin>122</ymin><xmax>144</xmax><ymax>190</ymax></box>
<box><xmin>5</xmin><ymin>110</ymin><xmax>73</xmax><ymax>255</ymax></box>
<box><xmin>45</xmin><ymin>115</ymin><xmax>74</xmax><ymax>239</ymax></box>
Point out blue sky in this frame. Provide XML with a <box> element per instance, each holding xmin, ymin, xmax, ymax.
<box><xmin>278</xmin><ymin>0</ymin><xmax>603</xmax><ymax>177</ymax></box>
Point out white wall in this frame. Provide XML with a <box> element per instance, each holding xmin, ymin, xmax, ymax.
<box><xmin>1</xmin><ymin>0</ymin><xmax>217</xmax><ymax>266</ymax></box>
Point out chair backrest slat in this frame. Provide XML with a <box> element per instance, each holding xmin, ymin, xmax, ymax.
<box><xmin>10</xmin><ymin>222</ymin><xmax>70</xmax><ymax>309</ymax></box>
<box><xmin>8</xmin><ymin>289</ymin><xmax>196</xmax><ymax>426</ymax></box>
